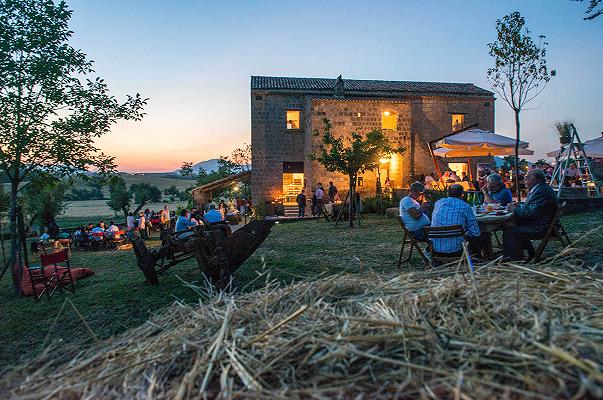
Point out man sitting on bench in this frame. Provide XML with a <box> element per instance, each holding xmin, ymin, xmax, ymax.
<box><xmin>399</xmin><ymin>182</ymin><xmax>431</xmax><ymax>240</ymax></box>
<box><xmin>504</xmin><ymin>169</ymin><xmax>558</xmax><ymax>261</ymax></box>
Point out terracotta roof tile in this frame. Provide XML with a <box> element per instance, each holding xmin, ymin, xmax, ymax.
<box><xmin>251</xmin><ymin>76</ymin><xmax>492</xmax><ymax>96</ymax></box>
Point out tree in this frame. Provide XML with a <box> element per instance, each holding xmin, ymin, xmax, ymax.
<box><xmin>487</xmin><ymin>12</ymin><xmax>555</xmax><ymax>200</ymax></box>
<box><xmin>309</xmin><ymin>119</ymin><xmax>404</xmax><ymax>227</ymax></box>
<box><xmin>0</xmin><ymin>0</ymin><xmax>147</xmax><ymax>292</ymax></box>
<box><xmin>131</xmin><ymin>183</ymin><xmax>162</xmax><ymax>207</ymax></box>
<box><xmin>107</xmin><ymin>176</ymin><xmax>131</xmax><ymax>219</ymax></box>
<box><xmin>502</xmin><ymin>155</ymin><xmax>529</xmax><ymax>171</ymax></box>
<box><xmin>573</xmin><ymin>0</ymin><xmax>602</xmax><ymax>20</ymax></box>
<box><xmin>22</xmin><ymin>174</ymin><xmax>69</xmax><ymax>229</ymax></box>
<box><xmin>180</xmin><ymin>162</ymin><xmax>193</xmax><ymax>177</ymax></box>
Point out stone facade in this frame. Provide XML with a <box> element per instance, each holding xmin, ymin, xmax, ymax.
<box><xmin>251</xmin><ymin>76</ymin><xmax>495</xmax><ymax>204</ymax></box>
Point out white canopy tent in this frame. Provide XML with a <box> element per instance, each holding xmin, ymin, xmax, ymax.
<box><xmin>546</xmin><ymin>135</ymin><xmax>603</xmax><ymax>159</ymax></box>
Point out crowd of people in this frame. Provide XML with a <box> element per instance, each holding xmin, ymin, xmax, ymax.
<box><xmin>296</xmin><ymin>181</ymin><xmax>353</xmax><ymax>217</ymax></box>
<box><xmin>400</xmin><ymin>169</ymin><xmax>557</xmax><ymax>262</ymax></box>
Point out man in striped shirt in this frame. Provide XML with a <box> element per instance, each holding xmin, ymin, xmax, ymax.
<box><xmin>431</xmin><ymin>184</ymin><xmax>481</xmax><ymax>255</ymax></box>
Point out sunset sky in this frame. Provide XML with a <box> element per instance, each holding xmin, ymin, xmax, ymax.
<box><xmin>68</xmin><ymin>0</ymin><xmax>603</xmax><ymax>172</ymax></box>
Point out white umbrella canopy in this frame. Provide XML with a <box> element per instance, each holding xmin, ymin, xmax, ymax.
<box><xmin>546</xmin><ymin>135</ymin><xmax>603</xmax><ymax>159</ymax></box>
<box><xmin>433</xmin><ymin>146</ymin><xmax>534</xmax><ymax>157</ymax></box>
<box><xmin>435</xmin><ymin>129</ymin><xmax>531</xmax><ymax>150</ymax></box>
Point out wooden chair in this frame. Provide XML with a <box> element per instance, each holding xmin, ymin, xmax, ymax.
<box><xmin>424</xmin><ymin>225</ymin><xmax>466</xmax><ymax>266</ymax></box>
<box><xmin>29</xmin><ymin>249</ymin><xmax>75</xmax><ymax>300</ymax></box>
<box><xmin>397</xmin><ymin>217</ymin><xmax>430</xmax><ymax>267</ymax></box>
<box><xmin>532</xmin><ymin>203</ymin><xmax>571</xmax><ymax>262</ymax></box>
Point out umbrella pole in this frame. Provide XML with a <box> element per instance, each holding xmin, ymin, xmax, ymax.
<box><xmin>428</xmin><ymin>143</ymin><xmax>443</xmax><ymax>186</ymax></box>
<box><xmin>467</xmin><ymin>157</ymin><xmax>473</xmax><ymax>181</ymax></box>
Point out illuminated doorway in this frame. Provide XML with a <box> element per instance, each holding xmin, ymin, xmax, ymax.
<box><xmin>283</xmin><ymin>162</ymin><xmax>304</xmax><ymax>204</ymax></box>
<box><xmin>447</xmin><ymin>162</ymin><xmax>468</xmax><ymax>179</ymax></box>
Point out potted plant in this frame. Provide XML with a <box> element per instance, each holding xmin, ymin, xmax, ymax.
<box><xmin>555</xmin><ymin>121</ymin><xmax>573</xmax><ymax>145</ymax></box>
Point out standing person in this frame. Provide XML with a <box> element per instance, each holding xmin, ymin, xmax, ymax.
<box><xmin>218</xmin><ymin>200</ymin><xmax>227</xmax><ymax>220</ymax></box>
<box><xmin>399</xmin><ymin>182</ymin><xmax>431</xmax><ymax>240</ymax></box>
<box><xmin>503</xmin><ymin>169</ymin><xmax>558</xmax><ymax>261</ymax></box>
<box><xmin>296</xmin><ymin>189</ymin><xmax>307</xmax><ymax>217</ymax></box>
<box><xmin>138</xmin><ymin>212</ymin><xmax>148</xmax><ymax>240</ymax></box>
<box><xmin>127</xmin><ymin>212</ymin><xmax>135</xmax><ymax>231</ymax></box>
<box><xmin>311</xmin><ymin>190</ymin><xmax>318</xmax><ymax>216</ymax></box>
<box><xmin>327</xmin><ymin>181</ymin><xmax>338</xmax><ymax>203</ymax></box>
<box><xmin>161</xmin><ymin>204</ymin><xmax>170</xmax><ymax>229</ymax></box>
<box><xmin>315</xmin><ymin>183</ymin><xmax>325</xmax><ymax>214</ymax></box>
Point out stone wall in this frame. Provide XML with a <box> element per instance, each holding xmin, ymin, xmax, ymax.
<box><xmin>251</xmin><ymin>92</ymin><xmax>495</xmax><ymax>203</ymax></box>
<box><xmin>251</xmin><ymin>93</ymin><xmax>306</xmax><ymax>202</ymax></box>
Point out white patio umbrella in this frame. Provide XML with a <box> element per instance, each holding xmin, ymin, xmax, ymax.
<box><xmin>431</xmin><ymin>129</ymin><xmax>533</xmax><ymax>181</ymax></box>
<box><xmin>433</xmin><ymin>146</ymin><xmax>534</xmax><ymax>157</ymax></box>
<box><xmin>434</xmin><ymin>129</ymin><xmax>532</xmax><ymax>152</ymax></box>
<box><xmin>546</xmin><ymin>135</ymin><xmax>603</xmax><ymax>159</ymax></box>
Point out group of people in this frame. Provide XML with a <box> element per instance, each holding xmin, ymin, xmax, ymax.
<box><xmin>72</xmin><ymin>220</ymin><xmax>125</xmax><ymax>248</ymax></box>
<box><xmin>296</xmin><ymin>181</ymin><xmax>341</xmax><ymax>217</ymax></box>
<box><xmin>401</xmin><ymin>169</ymin><xmax>557</xmax><ymax>262</ymax></box>
<box><xmin>126</xmin><ymin>204</ymin><xmax>172</xmax><ymax>240</ymax></box>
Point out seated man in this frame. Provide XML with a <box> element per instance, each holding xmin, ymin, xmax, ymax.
<box><xmin>90</xmin><ymin>224</ymin><xmax>105</xmax><ymax>241</ymax></box>
<box><xmin>431</xmin><ymin>184</ymin><xmax>481</xmax><ymax>256</ymax></box>
<box><xmin>481</xmin><ymin>173</ymin><xmax>513</xmax><ymax>206</ymax></box>
<box><xmin>204</xmin><ymin>203</ymin><xmax>224</xmax><ymax>223</ymax></box>
<box><xmin>503</xmin><ymin>169</ymin><xmax>558</xmax><ymax>261</ymax></box>
<box><xmin>399</xmin><ymin>182</ymin><xmax>431</xmax><ymax>240</ymax></box>
<box><xmin>175</xmin><ymin>209</ymin><xmax>197</xmax><ymax>232</ymax></box>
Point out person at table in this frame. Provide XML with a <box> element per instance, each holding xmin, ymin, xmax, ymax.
<box><xmin>431</xmin><ymin>184</ymin><xmax>481</xmax><ymax>256</ymax></box>
<box><xmin>564</xmin><ymin>163</ymin><xmax>581</xmax><ymax>186</ymax></box>
<box><xmin>424</xmin><ymin>173</ymin><xmax>436</xmax><ymax>188</ymax></box>
<box><xmin>481</xmin><ymin>173</ymin><xmax>513</xmax><ymax>206</ymax></box>
<box><xmin>175</xmin><ymin>209</ymin><xmax>197</xmax><ymax>231</ymax></box>
<box><xmin>399</xmin><ymin>182</ymin><xmax>431</xmax><ymax>240</ymax></box>
<box><xmin>90</xmin><ymin>224</ymin><xmax>105</xmax><ymax>241</ymax></box>
<box><xmin>461</xmin><ymin>172</ymin><xmax>469</xmax><ymax>182</ymax></box>
<box><xmin>204</xmin><ymin>203</ymin><xmax>224</xmax><ymax>223</ymax></box>
<box><xmin>450</xmin><ymin>171</ymin><xmax>461</xmax><ymax>182</ymax></box>
<box><xmin>503</xmin><ymin>169</ymin><xmax>558</xmax><ymax>261</ymax></box>
<box><xmin>106</xmin><ymin>220</ymin><xmax>120</xmax><ymax>236</ymax></box>
<box><xmin>296</xmin><ymin>189</ymin><xmax>307</xmax><ymax>217</ymax></box>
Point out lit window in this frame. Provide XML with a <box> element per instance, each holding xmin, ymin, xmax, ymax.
<box><xmin>286</xmin><ymin>110</ymin><xmax>300</xmax><ymax>130</ymax></box>
<box><xmin>357</xmin><ymin>176</ymin><xmax>364</xmax><ymax>187</ymax></box>
<box><xmin>452</xmin><ymin>114</ymin><xmax>465</xmax><ymax>131</ymax></box>
<box><xmin>381</xmin><ymin>111</ymin><xmax>397</xmax><ymax>130</ymax></box>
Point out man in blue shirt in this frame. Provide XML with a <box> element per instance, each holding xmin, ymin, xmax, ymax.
<box><xmin>175</xmin><ymin>209</ymin><xmax>197</xmax><ymax>233</ymax></box>
<box><xmin>204</xmin><ymin>203</ymin><xmax>224</xmax><ymax>223</ymax></box>
<box><xmin>431</xmin><ymin>184</ymin><xmax>481</xmax><ymax>255</ymax></box>
<box><xmin>399</xmin><ymin>182</ymin><xmax>431</xmax><ymax>240</ymax></box>
<box><xmin>481</xmin><ymin>173</ymin><xmax>513</xmax><ymax>206</ymax></box>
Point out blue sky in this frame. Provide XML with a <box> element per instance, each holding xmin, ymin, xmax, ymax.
<box><xmin>68</xmin><ymin>0</ymin><xmax>603</xmax><ymax>171</ymax></box>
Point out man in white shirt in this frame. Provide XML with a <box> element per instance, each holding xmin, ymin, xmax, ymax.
<box><xmin>138</xmin><ymin>212</ymin><xmax>148</xmax><ymax>239</ymax></box>
<box><xmin>161</xmin><ymin>204</ymin><xmax>170</xmax><ymax>228</ymax></box>
<box><xmin>315</xmin><ymin>183</ymin><xmax>325</xmax><ymax>214</ymax></box>
<box><xmin>399</xmin><ymin>182</ymin><xmax>431</xmax><ymax>240</ymax></box>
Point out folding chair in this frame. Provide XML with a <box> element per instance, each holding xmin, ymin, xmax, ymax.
<box><xmin>424</xmin><ymin>225</ymin><xmax>466</xmax><ymax>266</ymax></box>
<box><xmin>29</xmin><ymin>249</ymin><xmax>75</xmax><ymax>300</ymax></box>
<box><xmin>397</xmin><ymin>217</ymin><xmax>430</xmax><ymax>267</ymax></box>
<box><xmin>532</xmin><ymin>203</ymin><xmax>571</xmax><ymax>262</ymax></box>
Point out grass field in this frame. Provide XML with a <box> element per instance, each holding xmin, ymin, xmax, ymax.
<box><xmin>0</xmin><ymin>210</ymin><xmax>601</xmax><ymax>369</ymax></box>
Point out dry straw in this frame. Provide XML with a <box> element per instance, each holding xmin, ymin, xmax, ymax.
<box><xmin>1</xmin><ymin>246</ymin><xmax>602</xmax><ymax>399</ymax></box>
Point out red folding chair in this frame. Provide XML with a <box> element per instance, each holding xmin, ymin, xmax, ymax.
<box><xmin>31</xmin><ymin>250</ymin><xmax>75</xmax><ymax>300</ymax></box>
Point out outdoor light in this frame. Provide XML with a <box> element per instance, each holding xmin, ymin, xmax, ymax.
<box><xmin>383</xmin><ymin>111</ymin><xmax>390</xmax><ymax>116</ymax></box>
<box><xmin>379</xmin><ymin>158</ymin><xmax>389</xmax><ymax>164</ymax></box>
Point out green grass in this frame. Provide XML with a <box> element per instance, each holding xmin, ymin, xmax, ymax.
<box><xmin>0</xmin><ymin>210</ymin><xmax>601</xmax><ymax>369</ymax></box>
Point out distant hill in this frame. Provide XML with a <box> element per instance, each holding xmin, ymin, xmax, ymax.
<box><xmin>188</xmin><ymin>159</ymin><xmax>220</xmax><ymax>174</ymax></box>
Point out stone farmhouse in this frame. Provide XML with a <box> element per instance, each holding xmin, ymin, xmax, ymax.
<box><xmin>250</xmin><ymin>75</ymin><xmax>494</xmax><ymax>204</ymax></box>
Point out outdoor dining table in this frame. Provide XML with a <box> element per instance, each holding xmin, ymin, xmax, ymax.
<box><xmin>476</xmin><ymin>211</ymin><xmax>515</xmax><ymax>259</ymax></box>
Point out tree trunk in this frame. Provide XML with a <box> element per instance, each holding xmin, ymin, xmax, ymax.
<box><xmin>9</xmin><ymin>180</ymin><xmax>21</xmax><ymax>294</ymax></box>
<box><xmin>514</xmin><ymin>109</ymin><xmax>521</xmax><ymax>202</ymax></box>
<box><xmin>348</xmin><ymin>175</ymin><xmax>355</xmax><ymax>228</ymax></box>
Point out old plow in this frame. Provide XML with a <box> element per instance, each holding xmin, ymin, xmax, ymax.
<box><xmin>129</xmin><ymin>220</ymin><xmax>274</xmax><ymax>289</ymax></box>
